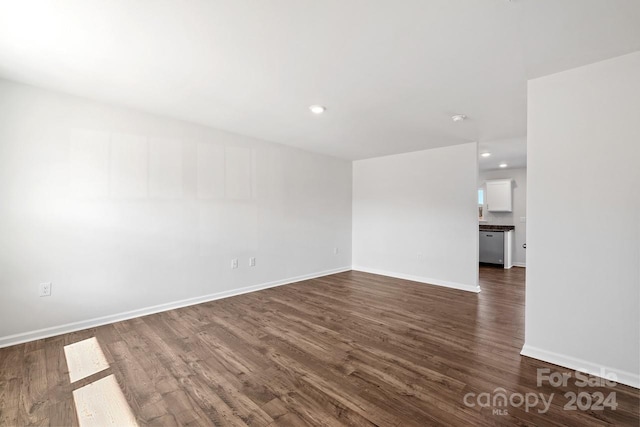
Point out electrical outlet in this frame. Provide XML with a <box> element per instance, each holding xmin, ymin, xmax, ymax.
<box><xmin>249</xmin><ymin>257</ymin><xmax>256</xmax><ymax>267</ymax></box>
<box><xmin>333</xmin><ymin>247</ymin><xmax>339</xmax><ymax>255</ymax></box>
<box><xmin>231</xmin><ymin>258</ymin><xmax>238</xmax><ymax>269</ymax></box>
<box><xmin>39</xmin><ymin>282</ymin><xmax>52</xmax><ymax>297</ymax></box>
<box><xmin>417</xmin><ymin>252</ymin><xmax>423</xmax><ymax>259</ymax></box>
<box><xmin>520</xmin><ymin>216</ymin><xmax>526</xmax><ymax>223</ymax></box>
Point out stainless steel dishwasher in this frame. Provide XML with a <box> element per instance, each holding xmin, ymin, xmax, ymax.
<box><xmin>479</xmin><ymin>231</ymin><xmax>504</xmax><ymax>264</ymax></box>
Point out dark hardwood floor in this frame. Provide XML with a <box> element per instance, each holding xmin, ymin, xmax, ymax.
<box><xmin>1</xmin><ymin>267</ymin><xmax>638</xmax><ymax>426</ymax></box>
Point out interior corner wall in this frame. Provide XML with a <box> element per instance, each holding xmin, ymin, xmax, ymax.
<box><xmin>352</xmin><ymin>142</ymin><xmax>479</xmax><ymax>292</ymax></box>
<box><xmin>524</xmin><ymin>52</ymin><xmax>640</xmax><ymax>388</ymax></box>
<box><xmin>0</xmin><ymin>79</ymin><xmax>352</xmax><ymax>346</ymax></box>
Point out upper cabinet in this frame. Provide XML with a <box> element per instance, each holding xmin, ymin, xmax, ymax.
<box><xmin>486</xmin><ymin>179</ymin><xmax>513</xmax><ymax>212</ymax></box>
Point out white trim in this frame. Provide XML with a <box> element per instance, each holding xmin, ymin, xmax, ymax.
<box><xmin>352</xmin><ymin>266</ymin><xmax>480</xmax><ymax>293</ymax></box>
<box><xmin>513</xmin><ymin>262</ymin><xmax>526</xmax><ymax>267</ymax></box>
<box><xmin>521</xmin><ymin>344</ymin><xmax>639</xmax><ymax>389</ymax></box>
<box><xmin>0</xmin><ymin>266</ymin><xmax>352</xmax><ymax>349</ymax></box>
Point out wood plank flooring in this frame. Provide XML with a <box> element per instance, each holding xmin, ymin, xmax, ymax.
<box><xmin>1</xmin><ymin>267</ymin><xmax>638</xmax><ymax>426</ymax></box>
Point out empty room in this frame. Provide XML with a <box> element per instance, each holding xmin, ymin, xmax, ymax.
<box><xmin>0</xmin><ymin>1</ymin><xmax>639</xmax><ymax>426</ymax></box>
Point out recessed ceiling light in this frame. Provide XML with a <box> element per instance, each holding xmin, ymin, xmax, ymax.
<box><xmin>309</xmin><ymin>105</ymin><xmax>326</xmax><ymax>114</ymax></box>
<box><xmin>451</xmin><ymin>114</ymin><xmax>467</xmax><ymax>122</ymax></box>
<box><xmin>481</xmin><ymin>152</ymin><xmax>491</xmax><ymax>158</ymax></box>
<box><xmin>499</xmin><ymin>163</ymin><xmax>508</xmax><ymax>168</ymax></box>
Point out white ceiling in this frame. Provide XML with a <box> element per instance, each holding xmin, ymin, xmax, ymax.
<box><xmin>0</xmin><ymin>1</ymin><xmax>639</xmax><ymax>160</ymax></box>
<box><xmin>478</xmin><ymin>137</ymin><xmax>527</xmax><ymax>171</ymax></box>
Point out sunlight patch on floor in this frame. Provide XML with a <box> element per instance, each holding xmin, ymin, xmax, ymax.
<box><xmin>63</xmin><ymin>337</ymin><xmax>109</xmax><ymax>383</ymax></box>
<box><xmin>64</xmin><ymin>336</ymin><xmax>139</xmax><ymax>426</ymax></box>
<box><xmin>73</xmin><ymin>374</ymin><xmax>138</xmax><ymax>426</ymax></box>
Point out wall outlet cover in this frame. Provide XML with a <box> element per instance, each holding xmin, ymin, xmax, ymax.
<box><xmin>39</xmin><ymin>282</ymin><xmax>52</xmax><ymax>297</ymax></box>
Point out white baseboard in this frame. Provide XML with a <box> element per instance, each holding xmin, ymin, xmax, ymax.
<box><xmin>513</xmin><ymin>262</ymin><xmax>526</xmax><ymax>267</ymax></box>
<box><xmin>521</xmin><ymin>344</ymin><xmax>639</xmax><ymax>389</ymax></box>
<box><xmin>352</xmin><ymin>266</ymin><xmax>480</xmax><ymax>293</ymax></box>
<box><xmin>0</xmin><ymin>266</ymin><xmax>352</xmax><ymax>349</ymax></box>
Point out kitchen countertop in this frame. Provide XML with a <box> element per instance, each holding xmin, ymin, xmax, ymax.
<box><xmin>479</xmin><ymin>225</ymin><xmax>515</xmax><ymax>231</ymax></box>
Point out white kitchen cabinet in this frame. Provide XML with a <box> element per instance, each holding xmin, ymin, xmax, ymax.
<box><xmin>486</xmin><ymin>179</ymin><xmax>513</xmax><ymax>212</ymax></box>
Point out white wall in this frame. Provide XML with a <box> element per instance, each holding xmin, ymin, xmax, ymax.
<box><xmin>0</xmin><ymin>79</ymin><xmax>352</xmax><ymax>345</ymax></box>
<box><xmin>479</xmin><ymin>167</ymin><xmax>527</xmax><ymax>266</ymax></box>
<box><xmin>524</xmin><ymin>52</ymin><xmax>640</xmax><ymax>388</ymax></box>
<box><xmin>352</xmin><ymin>143</ymin><xmax>479</xmax><ymax>292</ymax></box>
